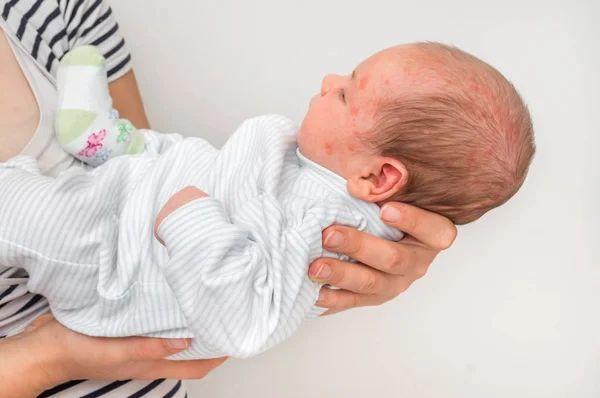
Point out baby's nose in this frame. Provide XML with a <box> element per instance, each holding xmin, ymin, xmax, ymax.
<box><xmin>321</xmin><ymin>74</ymin><xmax>339</xmax><ymax>96</ymax></box>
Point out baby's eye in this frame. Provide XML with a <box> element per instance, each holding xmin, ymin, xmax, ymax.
<box><xmin>338</xmin><ymin>90</ymin><xmax>346</xmax><ymax>103</ymax></box>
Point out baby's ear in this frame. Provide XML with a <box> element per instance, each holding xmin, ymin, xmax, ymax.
<box><xmin>347</xmin><ymin>157</ymin><xmax>408</xmax><ymax>203</ymax></box>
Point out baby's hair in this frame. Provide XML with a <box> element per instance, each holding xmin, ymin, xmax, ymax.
<box><xmin>368</xmin><ymin>42</ymin><xmax>535</xmax><ymax>225</ymax></box>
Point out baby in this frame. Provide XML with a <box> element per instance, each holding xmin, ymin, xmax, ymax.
<box><xmin>0</xmin><ymin>43</ymin><xmax>535</xmax><ymax>360</ymax></box>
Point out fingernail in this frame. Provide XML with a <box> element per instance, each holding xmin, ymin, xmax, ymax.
<box><xmin>380</xmin><ymin>205</ymin><xmax>401</xmax><ymax>222</ymax></box>
<box><xmin>317</xmin><ymin>290</ymin><xmax>325</xmax><ymax>303</ymax></box>
<box><xmin>312</xmin><ymin>263</ymin><xmax>332</xmax><ymax>281</ymax></box>
<box><xmin>324</xmin><ymin>231</ymin><xmax>344</xmax><ymax>249</ymax></box>
<box><xmin>166</xmin><ymin>339</ymin><xmax>189</xmax><ymax>350</ymax></box>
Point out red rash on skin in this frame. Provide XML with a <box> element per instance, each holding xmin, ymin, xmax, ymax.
<box><xmin>505</xmin><ymin>122</ymin><xmax>519</xmax><ymax>139</ymax></box>
<box><xmin>492</xmin><ymin>106</ymin><xmax>501</xmax><ymax>118</ymax></box>
<box><xmin>469</xmin><ymin>76</ymin><xmax>485</xmax><ymax>94</ymax></box>
<box><xmin>347</xmin><ymin>144</ymin><xmax>355</xmax><ymax>152</ymax></box>
<box><xmin>384</xmin><ymin>79</ymin><xmax>391</xmax><ymax>86</ymax></box>
<box><xmin>466</xmin><ymin>150</ymin><xmax>477</xmax><ymax>167</ymax></box>
<box><xmin>350</xmin><ymin>106</ymin><xmax>360</xmax><ymax>116</ymax></box>
<box><xmin>358</xmin><ymin>74</ymin><xmax>371</xmax><ymax>90</ymax></box>
<box><xmin>324</xmin><ymin>142</ymin><xmax>333</xmax><ymax>155</ymax></box>
<box><xmin>489</xmin><ymin>190</ymin><xmax>502</xmax><ymax>201</ymax></box>
<box><xmin>470</xmin><ymin>83</ymin><xmax>482</xmax><ymax>93</ymax></box>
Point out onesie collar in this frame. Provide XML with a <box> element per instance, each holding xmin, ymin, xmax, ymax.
<box><xmin>296</xmin><ymin>148</ymin><xmax>404</xmax><ymax>242</ymax></box>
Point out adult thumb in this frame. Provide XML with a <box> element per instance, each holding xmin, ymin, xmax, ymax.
<box><xmin>121</xmin><ymin>337</ymin><xmax>191</xmax><ymax>361</ymax></box>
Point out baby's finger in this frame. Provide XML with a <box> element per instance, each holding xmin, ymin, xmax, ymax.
<box><xmin>380</xmin><ymin>203</ymin><xmax>457</xmax><ymax>250</ymax></box>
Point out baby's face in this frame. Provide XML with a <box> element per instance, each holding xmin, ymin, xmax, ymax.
<box><xmin>297</xmin><ymin>46</ymin><xmax>412</xmax><ymax>178</ymax></box>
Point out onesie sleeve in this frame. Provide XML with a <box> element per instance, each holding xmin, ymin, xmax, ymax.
<box><xmin>154</xmin><ymin>193</ymin><xmax>364</xmax><ymax>359</ymax></box>
<box><xmin>140</xmin><ymin>129</ymin><xmax>185</xmax><ymax>156</ymax></box>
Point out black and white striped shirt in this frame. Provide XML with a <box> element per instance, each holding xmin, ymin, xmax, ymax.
<box><xmin>1</xmin><ymin>0</ymin><xmax>187</xmax><ymax>396</ymax></box>
<box><xmin>2</xmin><ymin>0</ymin><xmax>131</xmax><ymax>82</ymax></box>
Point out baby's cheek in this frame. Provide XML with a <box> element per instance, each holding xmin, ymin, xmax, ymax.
<box><xmin>354</xmin><ymin>109</ymin><xmax>377</xmax><ymax>136</ymax></box>
<box><xmin>324</xmin><ymin>142</ymin><xmax>334</xmax><ymax>155</ymax></box>
<box><xmin>301</xmin><ymin>128</ymin><xmax>312</xmax><ymax>140</ymax></box>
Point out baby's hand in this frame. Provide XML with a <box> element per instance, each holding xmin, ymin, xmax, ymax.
<box><xmin>154</xmin><ymin>186</ymin><xmax>209</xmax><ymax>245</ymax></box>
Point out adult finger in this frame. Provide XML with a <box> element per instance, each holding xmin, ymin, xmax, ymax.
<box><xmin>24</xmin><ymin>312</ymin><xmax>55</xmax><ymax>332</ymax></box>
<box><xmin>322</xmin><ymin>227</ymin><xmax>403</xmax><ymax>273</ymax></box>
<box><xmin>379</xmin><ymin>203</ymin><xmax>457</xmax><ymax>250</ymax></box>
<box><xmin>105</xmin><ymin>336</ymin><xmax>192</xmax><ymax>363</ymax></box>
<box><xmin>308</xmin><ymin>258</ymin><xmax>397</xmax><ymax>295</ymax></box>
<box><xmin>314</xmin><ymin>286</ymin><xmax>384</xmax><ymax>310</ymax></box>
<box><xmin>321</xmin><ymin>227</ymin><xmax>425</xmax><ymax>275</ymax></box>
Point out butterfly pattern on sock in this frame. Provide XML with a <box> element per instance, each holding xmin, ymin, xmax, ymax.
<box><xmin>79</xmin><ymin>129</ymin><xmax>107</xmax><ymax>158</ymax></box>
<box><xmin>117</xmin><ymin>122</ymin><xmax>134</xmax><ymax>143</ymax></box>
<box><xmin>108</xmin><ymin>109</ymin><xmax>120</xmax><ymax>121</ymax></box>
<box><xmin>95</xmin><ymin>147</ymin><xmax>113</xmax><ymax>162</ymax></box>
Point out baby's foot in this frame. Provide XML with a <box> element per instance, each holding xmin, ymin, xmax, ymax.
<box><xmin>55</xmin><ymin>46</ymin><xmax>145</xmax><ymax>167</ymax></box>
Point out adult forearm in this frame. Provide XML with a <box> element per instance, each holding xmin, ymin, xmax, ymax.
<box><xmin>0</xmin><ymin>334</ymin><xmax>59</xmax><ymax>398</ymax></box>
<box><xmin>109</xmin><ymin>70</ymin><xmax>151</xmax><ymax>129</ymax></box>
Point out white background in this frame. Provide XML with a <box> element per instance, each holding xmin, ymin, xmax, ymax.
<box><xmin>111</xmin><ymin>0</ymin><xmax>599</xmax><ymax>397</ymax></box>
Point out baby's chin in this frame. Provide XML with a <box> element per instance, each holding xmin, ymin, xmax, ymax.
<box><xmin>295</xmin><ymin>130</ymin><xmax>323</xmax><ymax>167</ymax></box>
<box><xmin>296</xmin><ymin>121</ymin><xmax>311</xmax><ymax>149</ymax></box>
<box><xmin>295</xmin><ymin>131</ymin><xmax>311</xmax><ymax>158</ymax></box>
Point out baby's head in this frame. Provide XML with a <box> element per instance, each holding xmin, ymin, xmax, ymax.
<box><xmin>297</xmin><ymin>42</ymin><xmax>535</xmax><ymax>224</ymax></box>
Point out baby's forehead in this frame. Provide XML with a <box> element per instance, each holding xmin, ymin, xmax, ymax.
<box><xmin>353</xmin><ymin>66</ymin><xmax>435</xmax><ymax>106</ymax></box>
<box><xmin>358</xmin><ymin>49</ymin><xmax>436</xmax><ymax>89</ymax></box>
<box><xmin>351</xmin><ymin>45</ymin><xmax>480</xmax><ymax>110</ymax></box>
<box><xmin>366</xmin><ymin>45</ymin><xmax>481</xmax><ymax>84</ymax></box>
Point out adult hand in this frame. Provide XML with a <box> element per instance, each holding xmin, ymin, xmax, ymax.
<box><xmin>1</xmin><ymin>313</ymin><xmax>227</xmax><ymax>397</ymax></box>
<box><xmin>308</xmin><ymin>202</ymin><xmax>457</xmax><ymax>315</ymax></box>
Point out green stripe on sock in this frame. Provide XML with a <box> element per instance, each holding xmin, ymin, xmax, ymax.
<box><xmin>60</xmin><ymin>45</ymin><xmax>105</xmax><ymax>67</ymax></box>
<box><xmin>55</xmin><ymin>110</ymin><xmax>96</xmax><ymax>144</ymax></box>
<box><xmin>125</xmin><ymin>131</ymin><xmax>146</xmax><ymax>154</ymax></box>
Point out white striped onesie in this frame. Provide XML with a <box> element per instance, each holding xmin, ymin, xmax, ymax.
<box><xmin>2</xmin><ymin>0</ymin><xmax>182</xmax><ymax>395</ymax></box>
<box><xmin>0</xmin><ymin>115</ymin><xmax>403</xmax><ymax>359</ymax></box>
